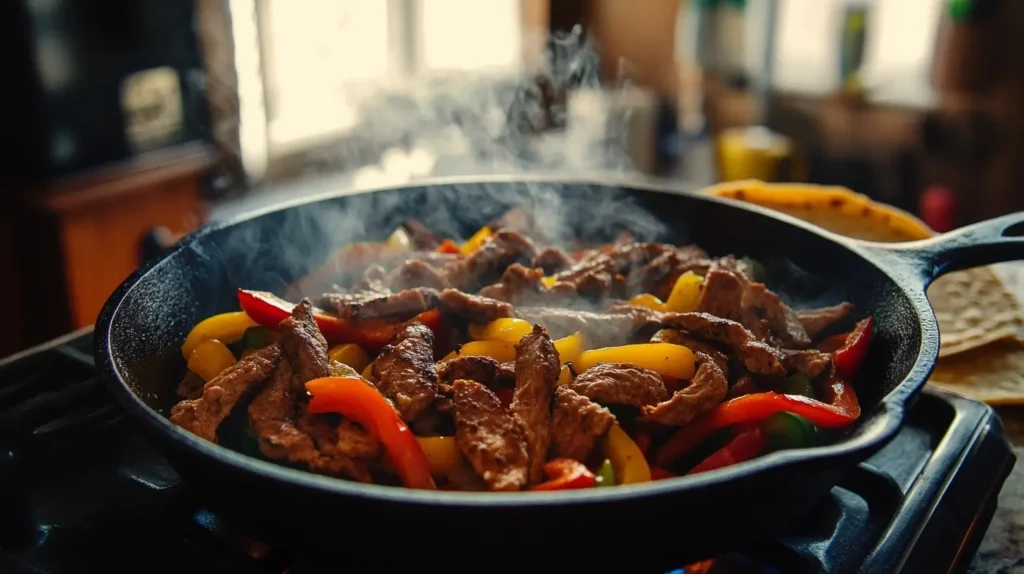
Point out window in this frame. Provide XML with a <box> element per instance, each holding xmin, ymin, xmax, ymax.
<box><xmin>419</xmin><ymin>0</ymin><xmax>522</xmax><ymax>73</ymax></box>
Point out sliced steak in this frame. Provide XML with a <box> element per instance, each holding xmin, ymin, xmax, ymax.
<box><xmin>372</xmin><ymin>323</ymin><xmax>438</xmax><ymax>423</ymax></box>
<box><xmin>437</xmin><ymin>355</ymin><xmax>516</xmax><ymax>388</ymax></box>
<box><xmin>626</xmin><ymin>244</ymin><xmax>709</xmax><ymax>298</ymax></box>
<box><xmin>297</xmin><ymin>412</ymin><xmax>379</xmax><ymax>480</ymax></box>
<box><xmin>728</xmin><ymin>375</ymin><xmax>760</xmax><ymax>399</ymax></box>
<box><xmin>658</xmin><ymin>312</ymin><xmax>787</xmax><ymax>378</ymax></box>
<box><xmin>510</xmin><ymin>324</ymin><xmax>560</xmax><ymax>484</ymax></box>
<box><xmin>402</xmin><ymin>219</ymin><xmax>442</xmax><ymax>249</ymax></box>
<box><xmin>696</xmin><ymin>269</ymin><xmax>746</xmax><ymax>322</ymax></box>
<box><xmin>279</xmin><ymin>299</ymin><xmax>331</xmax><ymax>388</ymax></box>
<box><xmin>740</xmin><ymin>282</ymin><xmax>811</xmax><ymax>348</ymax></box>
<box><xmin>320</xmin><ymin>288</ymin><xmax>439</xmax><ymax>322</ymax></box>
<box><xmin>549</xmin><ymin>386</ymin><xmax>616</xmax><ymax>462</ymax></box>
<box><xmin>451</xmin><ymin>379</ymin><xmax>529</xmax><ymax>491</ymax></box>
<box><xmin>176</xmin><ymin>370</ymin><xmax>206</xmax><ymax>400</ymax></box>
<box><xmin>170</xmin><ymin>345</ymin><xmax>280</xmax><ymax>442</ymax></box>
<box><xmin>650</xmin><ymin>328</ymin><xmax>729</xmax><ymax>378</ymax></box>
<box><xmin>797</xmin><ymin>302</ymin><xmax>854</xmax><ymax>339</ymax></box>
<box><xmin>641</xmin><ymin>352</ymin><xmax>729</xmax><ymax>426</ymax></box>
<box><xmin>532</xmin><ymin>247</ymin><xmax>574</xmax><ymax>274</ymax></box>
<box><xmin>387</xmin><ymin>259</ymin><xmax>451</xmax><ymax>290</ymax></box>
<box><xmin>570</xmin><ymin>363</ymin><xmax>669</xmax><ymax>408</ymax></box>
<box><xmin>248</xmin><ymin>359</ymin><xmax>321</xmax><ymax>467</ymax></box>
<box><xmin>443</xmin><ymin>229</ymin><xmax>537</xmax><ymax>291</ymax></box>
<box><xmin>438</xmin><ymin>288</ymin><xmax>514</xmax><ymax>323</ymax></box>
<box><xmin>782</xmin><ymin>349</ymin><xmax>833</xmax><ymax>380</ymax></box>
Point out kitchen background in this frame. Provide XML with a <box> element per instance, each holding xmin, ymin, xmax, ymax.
<box><xmin>1</xmin><ymin>0</ymin><xmax>1021</xmax><ymax>358</ymax></box>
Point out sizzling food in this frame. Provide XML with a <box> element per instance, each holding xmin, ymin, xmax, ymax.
<box><xmin>170</xmin><ymin>213</ymin><xmax>872</xmax><ymax>491</ymax></box>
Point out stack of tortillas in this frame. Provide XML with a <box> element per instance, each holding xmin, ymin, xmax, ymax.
<box><xmin>705</xmin><ymin>180</ymin><xmax>1024</xmax><ymax>405</ymax></box>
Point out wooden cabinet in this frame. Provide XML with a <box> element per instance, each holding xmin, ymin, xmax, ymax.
<box><xmin>1</xmin><ymin>142</ymin><xmax>216</xmax><ymax>356</ymax></box>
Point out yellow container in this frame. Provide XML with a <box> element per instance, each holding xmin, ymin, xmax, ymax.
<box><xmin>716</xmin><ymin>126</ymin><xmax>792</xmax><ymax>183</ymax></box>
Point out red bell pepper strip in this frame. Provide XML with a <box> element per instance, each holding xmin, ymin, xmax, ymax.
<box><xmin>833</xmin><ymin>317</ymin><xmax>873</xmax><ymax>380</ymax></box>
<box><xmin>687</xmin><ymin>426</ymin><xmax>767</xmax><ymax>475</ymax></box>
<box><xmin>529</xmin><ymin>458</ymin><xmax>597</xmax><ymax>491</ymax></box>
<box><xmin>305</xmin><ymin>376</ymin><xmax>436</xmax><ymax>490</ymax></box>
<box><xmin>436</xmin><ymin>239</ymin><xmax>460</xmax><ymax>254</ymax></box>
<box><xmin>649</xmin><ymin>467</ymin><xmax>675</xmax><ymax>480</ymax></box>
<box><xmin>237</xmin><ymin>289</ymin><xmax>441</xmax><ymax>352</ymax></box>
<box><xmin>654</xmin><ymin>391</ymin><xmax>859</xmax><ymax>468</ymax></box>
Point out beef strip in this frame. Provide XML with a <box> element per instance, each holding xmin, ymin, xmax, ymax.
<box><xmin>387</xmin><ymin>259</ymin><xmax>451</xmax><ymax>290</ymax></box>
<box><xmin>170</xmin><ymin>345</ymin><xmax>280</xmax><ymax>442</ymax></box>
<box><xmin>641</xmin><ymin>352</ymin><xmax>729</xmax><ymax>426</ymax></box>
<box><xmin>549</xmin><ymin>386</ymin><xmax>616</xmax><ymax>462</ymax></box>
<box><xmin>655</xmin><ymin>312</ymin><xmax>787</xmax><ymax>379</ymax></box>
<box><xmin>298</xmin><ymin>412</ymin><xmax>380</xmax><ymax>477</ymax></box>
<box><xmin>532</xmin><ymin>247</ymin><xmax>574</xmax><ymax>274</ymax></box>
<box><xmin>782</xmin><ymin>349</ymin><xmax>833</xmax><ymax>380</ymax></box>
<box><xmin>515</xmin><ymin>306</ymin><xmax>647</xmax><ymax>347</ymax></box>
<box><xmin>478</xmin><ymin>264</ymin><xmax>577</xmax><ymax>306</ymax></box>
<box><xmin>626</xmin><ymin>244</ymin><xmax>710</xmax><ymax>298</ymax></box>
<box><xmin>442</xmin><ymin>229</ymin><xmax>537</xmax><ymax>291</ymax></box>
<box><xmin>728</xmin><ymin>375</ymin><xmax>760</xmax><ymax>399</ymax></box>
<box><xmin>451</xmin><ymin>379</ymin><xmax>530</xmax><ymax>491</ymax></box>
<box><xmin>510</xmin><ymin>324</ymin><xmax>560</xmax><ymax>484</ymax></box>
<box><xmin>176</xmin><ymin>370</ymin><xmax>206</xmax><ymax>400</ymax></box>
<box><xmin>249</xmin><ymin>359</ymin><xmax>321</xmax><ymax>466</ymax></box>
<box><xmin>279</xmin><ymin>300</ymin><xmax>331</xmax><ymax>386</ymax></box>
<box><xmin>372</xmin><ymin>323</ymin><xmax>438</xmax><ymax>423</ymax></box>
<box><xmin>650</xmin><ymin>328</ymin><xmax>730</xmax><ymax>378</ymax></box>
<box><xmin>438</xmin><ymin>288</ymin><xmax>514</xmax><ymax>323</ymax></box>
<box><xmin>437</xmin><ymin>355</ymin><xmax>516</xmax><ymax>388</ymax></box>
<box><xmin>796</xmin><ymin>302</ymin><xmax>855</xmax><ymax>339</ymax></box>
<box><xmin>696</xmin><ymin>269</ymin><xmax>745</xmax><ymax>322</ymax></box>
<box><xmin>402</xmin><ymin>219</ymin><xmax>442</xmax><ymax>249</ymax></box>
<box><xmin>740</xmin><ymin>282</ymin><xmax>811</xmax><ymax>348</ymax></box>
<box><xmin>570</xmin><ymin>363</ymin><xmax>669</xmax><ymax>408</ymax></box>
<box><xmin>319</xmin><ymin>287</ymin><xmax>439</xmax><ymax>322</ymax></box>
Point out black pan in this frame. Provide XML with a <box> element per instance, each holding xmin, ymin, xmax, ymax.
<box><xmin>94</xmin><ymin>177</ymin><xmax>1024</xmax><ymax>570</ymax></box>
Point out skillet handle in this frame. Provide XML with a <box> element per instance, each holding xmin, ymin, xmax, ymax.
<box><xmin>857</xmin><ymin>211</ymin><xmax>1024</xmax><ymax>283</ymax></box>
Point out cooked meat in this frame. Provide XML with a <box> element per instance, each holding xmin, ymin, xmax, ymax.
<box><xmin>443</xmin><ymin>229</ymin><xmax>537</xmax><ymax>291</ymax></box>
<box><xmin>478</xmin><ymin>264</ymin><xmax>578</xmax><ymax>306</ymax></box>
<box><xmin>650</xmin><ymin>329</ymin><xmax>729</xmax><ymax>378</ymax></box>
<box><xmin>782</xmin><ymin>349</ymin><xmax>833</xmax><ymax>380</ymax></box>
<box><xmin>549</xmin><ymin>254</ymin><xmax>616</xmax><ymax>300</ymax></box>
<box><xmin>248</xmin><ymin>359</ymin><xmax>321</xmax><ymax>467</ymax></box>
<box><xmin>658</xmin><ymin>312</ymin><xmax>787</xmax><ymax>379</ymax></box>
<box><xmin>740</xmin><ymin>282</ymin><xmax>811</xmax><ymax>348</ymax></box>
<box><xmin>320</xmin><ymin>287</ymin><xmax>439</xmax><ymax>322</ymax></box>
<box><xmin>402</xmin><ymin>218</ymin><xmax>442</xmax><ymax>249</ymax></box>
<box><xmin>387</xmin><ymin>259</ymin><xmax>451</xmax><ymax>290</ymax></box>
<box><xmin>438</xmin><ymin>288</ymin><xmax>514</xmax><ymax>323</ymax></box>
<box><xmin>532</xmin><ymin>247</ymin><xmax>574</xmax><ymax>274</ymax></box>
<box><xmin>549</xmin><ymin>386</ymin><xmax>616</xmax><ymax>462</ymax></box>
<box><xmin>451</xmin><ymin>380</ymin><xmax>529</xmax><ymax>491</ymax></box>
<box><xmin>176</xmin><ymin>370</ymin><xmax>206</xmax><ymax>400</ymax></box>
<box><xmin>641</xmin><ymin>352</ymin><xmax>729</xmax><ymax>426</ymax></box>
<box><xmin>298</xmin><ymin>412</ymin><xmax>380</xmax><ymax>470</ymax></box>
<box><xmin>696</xmin><ymin>269</ymin><xmax>745</xmax><ymax>322</ymax></box>
<box><xmin>372</xmin><ymin>323</ymin><xmax>438</xmax><ymax>422</ymax></box>
<box><xmin>170</xmin><ymin>345</ymin><xmax>280</xmax><ymax>442</ymax></box>
<box><xmin>728</xmin><ymin>375</ymin><xmax>760</xmax><ymax>399</ymax></box>
<box><xmin>797</xmin><ymin>303</ymin><xmax>855</xmax><ymax>339</ymax></box>
<box><xmin>516</xmin><ymin>306</ymin><xmax>645</xmax><ymax>347</ymax></box>
<box><xmin>437</xmin><ymin>355</ymin><xmax>516</xmax><ymax>388</ymax></box>
<box><xmin>711</xmin><ymin>255</ymin><xmax>756</xmax><ymax>281</ymax></box>
<box><xmin>279</xmin><ymin>300</ymin><xmax>331</xmax><ymax>388</ymax></box>
<box><xmin>626</xmin><ymin>245</ymin><xmax>709</xmax><ymax>298</ymax></box>
<box><xmin>570</xmin><ymin>363</ymin><xmax>669</xmax><ymax>408</ymax></box>
<box><xmin>510</xmin><ymin>325</ymin><xmax>560</xmax><ymax>484</ymax></box>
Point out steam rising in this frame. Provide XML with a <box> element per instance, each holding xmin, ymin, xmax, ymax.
<box><xmin>196</xmin><ymin>27</ymin><xmax>674</xmax><ymax>297</ymax></box>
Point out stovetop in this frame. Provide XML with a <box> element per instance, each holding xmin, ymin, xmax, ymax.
<box><xmin>0</xmin><ymin>330</ymin><xmax>1016</xmax><ymax>573</ymax></box>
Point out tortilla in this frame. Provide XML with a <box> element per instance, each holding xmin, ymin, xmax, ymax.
<box><xmin>927</xmin><ymin>340</ymin><xmax>1024</xmax><ymax>405</ymax></box>
<box><xmin>704</xmin><ymin>179</ymin><xmax>1024</xmax><ymax>405</ymax></box>
<box><xmin>705</xmin><ymin>180</ymin><xmax>1024</xmax><ymax>357</ymax></box>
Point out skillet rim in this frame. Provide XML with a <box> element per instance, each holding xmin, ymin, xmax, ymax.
<box><xmin>94</xmin><ymin>174</ymin><xmax>939</xmax><ymax>506</ymax></box>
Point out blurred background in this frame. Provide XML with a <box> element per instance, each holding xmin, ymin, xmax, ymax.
<box><xmin>1</xmin><ymin>0</ymin><xmax>1021</xmax><ymax>357</ymax></box>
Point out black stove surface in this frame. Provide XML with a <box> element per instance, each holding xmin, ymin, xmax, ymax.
<box><xmin>0</xmin><ymin>330</ymin><xmax>1015</xmax><ymax>573</ymax></box>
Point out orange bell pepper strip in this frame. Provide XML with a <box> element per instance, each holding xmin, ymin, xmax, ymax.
<box><xmin>237</xmin><ymin>289</ymin><xmax>442</xmax><ymax>352</ymax></box>
<box><xmin>654</xmin><ymin>389</ymin><xmax>859</xmax><ymax>468</ymax></box>
<box><xmin>305</xmin><ymin>376</ymin><xmax>436</xmax><ymax>490</ymax></box>
<box><xmin>529</xmin><ymin>458</ymin><xmax>597</xmax><ymax>491</ymax></box>
<box><xmin>436</xmin><ymin>239</ymin><xmax>460</xmax><ymax>254</ymax></box>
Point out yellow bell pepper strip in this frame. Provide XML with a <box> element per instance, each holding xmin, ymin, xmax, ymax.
<box><xmin>441</xmin><ymin>340</ymin><xmax>517</xmax><ymax>363</ymax></box>
<box><xmin>305</xmin><ymin>376</ymin><xmax>436</xmax><ymax>490</ymax></box>
<box><xmin>663</xmin><ymin>272</ymin><xmax>703</xmax><ymax>312</ymax></box>
<box><xmin>361</xmin><ymin>361</ymin><xmax>375</xmax><ymax>381</ymax></box>
<box><xmin>574</xmin><ymin>343</ymin><xmax>696</xmax><ymax>380</ymax></box>
<box><xmin>553</xmin><ymin>332</ymin><xmax>585</xmax><ymax>365</ymax></box>
<box><xmin>596</xmin><ymin>459</ymin><xmax>616</xmax><ymax>487</ymax></box>
<box><xmin>459</xmin><ymin>226</ymin><xmax>494</xmax><ymax>255</ymax></box>
<box><xmin>557</xmin><ymin>365</ymin><xmax>573</xmax><ymax>386</ymax></box>
<box><xmin>468</xmin><ymin>318</ymin><xmax>532</xmax><ymax>343</ymax></box>
<box><xmin>237</xmin><ymin>289</ymin><xmax>442</xmax><ymax>352</ymax></box>
<box><xmin>385</xmin><ymin>226</ymin><xmax>413</xmax><ymax>251</ymax></box>
<box><xmin>604</xmin><ymin>425</ymin><xmax>651</xmax><ymax>484</ymax></box>
<box><xmin>328</xmin><ymin>343</ymin><xmax>371</xmax><ymax>373</ymax></box>
<box><xmin>415</xmin><ymin>436</ymin><xmax>466</xmax><ymax>479</ymax></box>
<box><xmin>330</xmin><ymin>361</ymin><xmax>362</xmax><ymax>379</ymax></box>
<box><xmin>529</xmin><ymin>458</ymin><xmax>597</xmax><ymax>491</ymax></box>
<box><xmin>181</xmin><ymin>312</ymin><xmax>257</xmax><ymax>359</ymax></box>
<box><xmin>540</xmin><ymin>276</ymin><xmax>558</xmax><ymax>288</ymax></box>
<box><xmin>186</xmin><ymin>339</ymin><xmax>237</xmax><ymax>382</ymax></box>
<box><xmin>628</xmin><ymin>293</ymin><xmax>666</xmax><ymax>311</ymax></box>
<box><xmin>654</xmin><ymin>389</ymin><xmax>860</xmax><ymax>468</ymax></box>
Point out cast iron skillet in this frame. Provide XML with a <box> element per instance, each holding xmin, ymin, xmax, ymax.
<box><xmin>94</xmin><ymin>177</ymin><xmax>1024</xmax><ymax>569</ymax></box>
